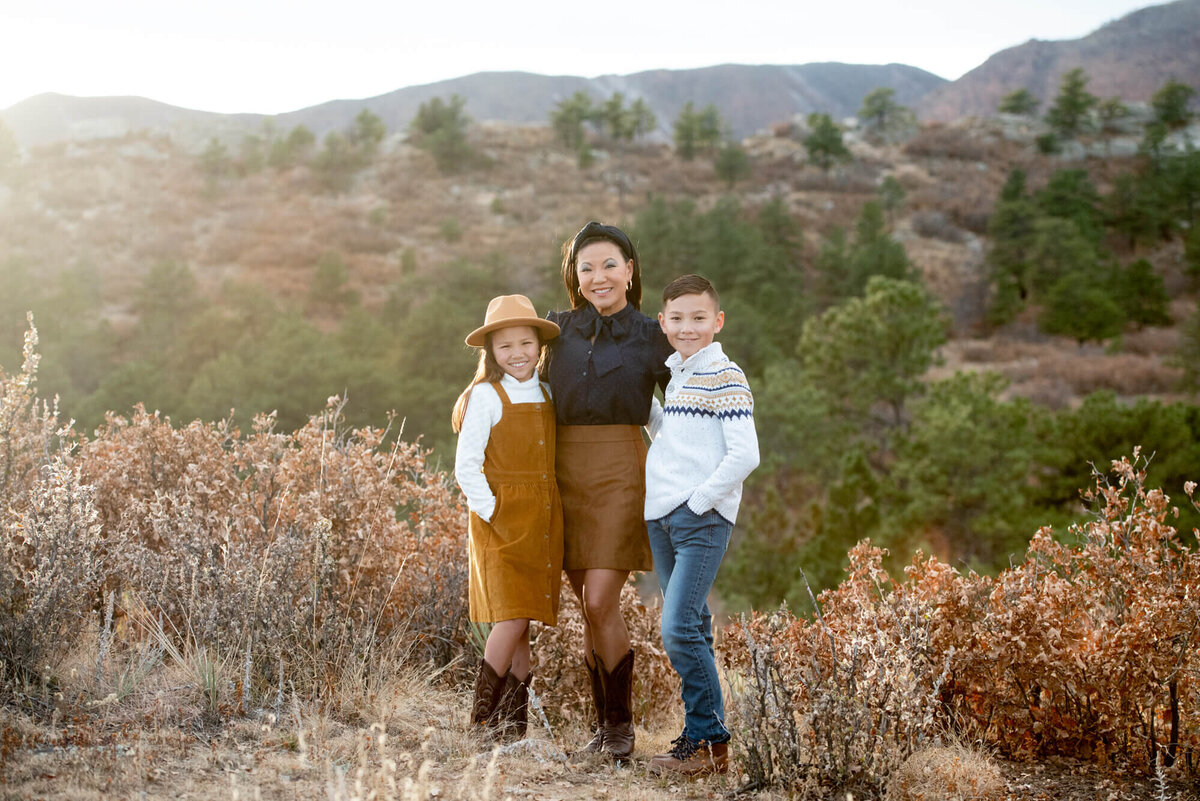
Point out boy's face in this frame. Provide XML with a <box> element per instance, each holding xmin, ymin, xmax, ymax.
<box><xmin>658</xmin><ymin>292</ymin><xmax>724</xmax><ymax>361</ymax></box>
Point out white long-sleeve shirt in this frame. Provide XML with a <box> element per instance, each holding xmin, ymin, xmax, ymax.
<box><xmin>644</xmin><ymin>342</ymin><xmax>759</xmax><ymax>524</ymax></box>
<box><xmin>454</xmin><ymin>373</ymin><xmax>550</xmax><ymax>523</ymax></box>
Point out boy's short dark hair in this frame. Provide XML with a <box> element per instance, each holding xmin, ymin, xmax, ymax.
<box><xmin>662</xmin><ymin>274</ymin><xmax>720</xmax><ymax>310</ymax></box>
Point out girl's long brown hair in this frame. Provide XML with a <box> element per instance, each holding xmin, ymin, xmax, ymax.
<box><xmin>450</xmin><ymin>331</ymin><xmax>551</xmax><ymax>433</ymax></box>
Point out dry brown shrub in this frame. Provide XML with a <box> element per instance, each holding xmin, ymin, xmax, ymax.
<box><xmin>911</xmin><ymin>209</ymin><xmax>969</xmax><ymax>244</ymax></box>
<box><xmin>1122</xmin><ymin>326</ymin><xmax>1182</xmax><ymax>357</ymax></box>
<box><xmin>904</xmin><ymin>124</ymin><xmax>997</xmax><ymax>162</ymax></box>
<box><xmin>1014</xmin><ymin>376</ymin><xmax>1076</xmax><ymax>409</ymax></box>
<box><xmin>723</xmin><ymin>454</ymin><xmax>1200</xmax><ymax>795</ymax></box>
<box><xmin>1034</xmin><ymin>352</ymin><xmax>1183</xmax><ymax>396</ymax></box>
<box><xmin>724</xmin><ymin>542</ymin><xmax>950</xmax><ymax>798</ymax></box>
<box><xmin>791</xmin><ymin>165</ymin><xmax>879</xmax><ymax>195</ymax></box>
<box><xmin>929</xmin><ymin>453</ymin><xmax>1200</xmax><ymax>773</ymax></box>
<box><xmin>0</xmin><ymin>317</ymin><xmax>96</xmax><ymax>679</ymax></box>
<box><xmin>887</xmin><ymin>743</ymin><xmax>1006</xmax><ymax>800</ymax></box>
<box><xmin>0</xmin><ymin>316</ymin><xmax>70</xmax><ymax>508</ymax></box>
<box><xmin>907</xmin><ymin>162</ymin><xmax>998</xmax><ymax>234</ymax></box>
<box><xmin>957</xmin><ymin>339</ymin><xmax>1004</xmax><ymax>364</ymax></box>
<box><xmin>70</xmin><ymin>397</ymin><xmax>468</xmax><ymax>705</ymax></box>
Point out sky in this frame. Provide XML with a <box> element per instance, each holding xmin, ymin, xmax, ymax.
<box><xmin>0</xmin><ymin>0</ymin><xmax>1164</xmax><ymax>114</ymax></box>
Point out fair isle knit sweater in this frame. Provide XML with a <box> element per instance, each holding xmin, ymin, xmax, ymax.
<box><xmin>644</xmin><ymin>342</ymin><xmax>760</xmax><ymax>524</ymax></box>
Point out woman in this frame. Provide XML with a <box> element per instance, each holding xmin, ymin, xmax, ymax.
<box><xmin>545</xmin><ymin>221</ymin><xmax>672</xmax><ymax>760</ymax></box>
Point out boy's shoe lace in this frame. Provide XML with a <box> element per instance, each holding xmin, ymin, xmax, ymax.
<box><xmin>666</xmin><ymin>734</ymin><xmax>700</xmax><ymax>761</ymax></box>
<box><xmin>650</xmin><ymin>733</ymin><xmax>729</xmax><ymax>776</ymax></box>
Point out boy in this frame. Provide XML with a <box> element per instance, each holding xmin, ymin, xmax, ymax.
<box><xmin>643</xmin><ymin>274</ymin><xmax>760</xmax><ymax>776</ymax></box>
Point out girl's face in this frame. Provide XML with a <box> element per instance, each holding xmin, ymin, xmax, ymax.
<box><xmin>576</xmin><ymin>241</ymin><xmax>633</xmax><ymax>316</ymax></box>
<box><xmin>490</xmin><ymin>325</ymin><xmax>540</xmax><ymax>382</ymax></box>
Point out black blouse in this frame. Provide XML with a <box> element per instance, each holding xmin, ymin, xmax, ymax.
<box><xmin>545</xmin><ymin>304</ymin><xmax>673</xmax><ymax>426</ymax></box>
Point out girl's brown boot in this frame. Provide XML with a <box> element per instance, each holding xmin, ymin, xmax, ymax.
<box><xmin>495</xmin><ymin>672</ymin><xmax>530</xmax><ymax>742</ymax></box>
<box><xmin>470</xmin><ymin>659</ymin><xmax>508</xmax><ymax>738</ymax></box>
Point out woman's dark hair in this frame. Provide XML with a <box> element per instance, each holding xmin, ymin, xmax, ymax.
<box><xmin>559</xmin><ymin>221</ymin><xmax>642</xmax><ymax>310</ymax></box>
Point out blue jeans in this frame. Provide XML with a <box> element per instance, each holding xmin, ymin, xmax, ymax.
<box><xmin>647</xmin><ymin>503</ymin><xmax>733</xmax><ymax>744</ymax></box>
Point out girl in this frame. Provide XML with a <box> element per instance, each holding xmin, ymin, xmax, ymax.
<box><xmin>453</xmin><ymin>294</ymin><xmax>563</xmax><ymax>741</ymax></box>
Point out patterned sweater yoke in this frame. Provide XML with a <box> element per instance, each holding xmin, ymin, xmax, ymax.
<box><xmin>663</xmin><ymin>361</ymin><xmax>755</xmax><ymax>421</ymax></box>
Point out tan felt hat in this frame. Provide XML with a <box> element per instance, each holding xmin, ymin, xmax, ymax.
<box><xmin>465</xmin><ymin>294</ymin><xmax>560</xmax><ymax>347</ymax></box>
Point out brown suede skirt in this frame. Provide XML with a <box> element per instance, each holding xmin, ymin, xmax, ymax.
<box><xmin>556</xmin><ymin>424</ymin><xmax>653</xmax><ymax>572</ymax></box>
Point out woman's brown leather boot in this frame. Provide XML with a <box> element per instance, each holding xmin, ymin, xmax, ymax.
<box><xmin>598</xmin><ymin>649</ymin><xmax>635</xmax><ymax>761</ymax></box>
<box><xmin>580</xmin><ymin>654</ymin><xmax>606</xmax><ymax>753</ymax></box>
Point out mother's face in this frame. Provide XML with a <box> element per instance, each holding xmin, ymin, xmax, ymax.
<box><xmin>576</xmin><ymin>241</ymin><xmax>633</xmax><ymax>317</ymax></box>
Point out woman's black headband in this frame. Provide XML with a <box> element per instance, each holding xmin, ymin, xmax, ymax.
<box><xmin>569</xmin><ymin>221</ymin><xmax>635</xmax><ymax>263</ymax></box>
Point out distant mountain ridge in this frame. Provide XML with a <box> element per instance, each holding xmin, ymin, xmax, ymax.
<box><xmin>918</xmin><ymin>0</ymin><xmax>1200</xmax><ymax>120</ymax></box>
<box><xmin>4</xmin><ymin>0</ymin><xmax>1198</xmax><ymax>149</ymax></box>
<box><xmin>271</xmin><ymin>62</ymin><xmax>944</xmax><ymax>143</ymax></box>
<box><xmin>2</xmin><ymin>63</ymin><xmax>944</xmax><ymax>150</ymax></box>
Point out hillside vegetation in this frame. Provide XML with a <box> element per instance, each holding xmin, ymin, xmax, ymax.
<box><xmin>1</xmin><ymin>81</ymin><xmax>1200</xmax><ymax>797</ymax></box>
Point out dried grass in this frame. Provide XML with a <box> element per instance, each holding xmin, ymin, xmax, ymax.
<box><xmin>1032</xmin><ymin>350</ymin><xmax>1182</xmax><ymax>397</ymax></box>
<box><xmin>887</xmin><ymin>742</ymin><xmax>1006</xmax><ymax>800</ymax></box>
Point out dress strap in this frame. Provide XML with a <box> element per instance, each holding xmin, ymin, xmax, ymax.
<box><xmin>492</xmin><ymin>381</ymin><xmax>512</xmax><ymax>407</ymax></box>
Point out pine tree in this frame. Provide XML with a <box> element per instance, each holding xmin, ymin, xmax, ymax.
<box><xmin>1039</xmin><ymin>270</ymin><xmax>1124</xmax><ymax>343</ymax></box>
<box><xmin>1045</xmin><ymin>68</ymin><xmax>1099</xmax><ymax>138</ymax></box>
<box><xmin>714</xmin><ymin>141</ymin><xmax>750</xmax><ymax>188</ymax></box>
<box><xmin>629</xmin><ymin>98</ymin><xmax>657</xmax><ymax>139</ymax></box>
<box><xmin>986</xmin><ymin>169</ymin><xmax>1038</xmax><ymax>324</ymax></box>
<box><xmin>409</xmin><ymin>96</ymin><xmax>473</xmax><ymax>173</ymax></box>
<box><xmin>550</xmin><ymin>91</ymin><xmax>594</xmax><ymax>150</ymax></box>
<box><xmin>1112</xmin><ymin>259</ymin><xmax>1171</xmax><ymax>329</ymax></box>
<box><xmin>998</xmin><ymin>89</ymin><xmax>1039</xmax><ymax>115</ymax></box>
<box><xmin>602</xmin><ymin>92</ymin><xmax>633</xmax><ymax>140</ymax></box>
<box><xmin>804</xmin><ymin>113</ymin><xmax>850</xmax><ymax>171</ymax></box>
<box><xmin>1151</xmin><ymin>79</ymin><xmax>1196</xmax><ymax>131</ymax></box>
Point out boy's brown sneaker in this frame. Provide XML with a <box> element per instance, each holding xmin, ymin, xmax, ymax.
<box><xmin>648</xmin><ymin>735</ymin><xmax>729</xmax><ymax>777</ymax></box>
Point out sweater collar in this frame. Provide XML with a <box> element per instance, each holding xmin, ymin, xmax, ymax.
<box><xmin>500</xmin><ymin>372</ymin><xmax>541</xmax><ymax>391</ymax></box>
<box><xmin>667</xmin><ymin>341</ymin><xmax>725</xmax><ymax>372</ymax></box>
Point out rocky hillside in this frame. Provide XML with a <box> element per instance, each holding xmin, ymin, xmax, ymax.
<box><xmin>918</xmin><ymin>0</ymin><xmax>1200</xmax><ymax>120</ymax></box>
<box><xmin>1</xmin><ymin>111</ymin><xmax>1192</xmax><ymax>412</ymax></box>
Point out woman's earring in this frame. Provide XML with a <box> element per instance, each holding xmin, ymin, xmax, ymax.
<box><xmin>627</xmin><ymin>280</ymin><xmax>633</xmax><ymax>290</ymax></box>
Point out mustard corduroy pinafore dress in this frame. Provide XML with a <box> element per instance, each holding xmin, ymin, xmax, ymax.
<box><xmin>468</xmin><ymin>382</ymin><xmax>564</xmax><ymax>626</ymax></box>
